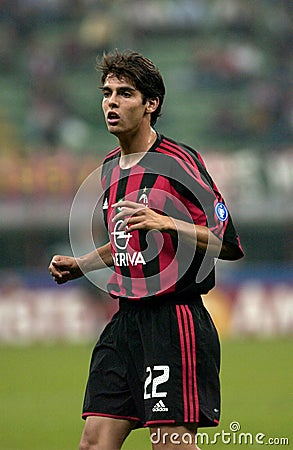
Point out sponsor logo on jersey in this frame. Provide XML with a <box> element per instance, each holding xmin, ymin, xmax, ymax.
<box><xmin>111</xmin><ymin>220</ymin><xmax>132</xmax><ymax>250</ymax></box>
<box><xmin>113</xmin><ymin>251</ymin><xmax>146</xmax><ymax>266</ymax></box>
<box><xmin>215</xmin><ymin>202</ymin><xmax>228</xmax><ymax>222</ymax></box>
<box><xmin>152</xmin><ymin>400</ymin><xmax>169</xmax><ymax>412</ymax></box>
<box><xmin>111</xmin><ymin>219</ymin><xmax>146</xmax><ymax>266</ymax></box>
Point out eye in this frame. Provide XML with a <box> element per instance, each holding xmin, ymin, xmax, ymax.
<box><xmin>103</xmin><ymin>91</ymin><xmax>111</xmax><ymax>98</ymax></box>
<box><xmin>122</xmin><ymin>91</ymin><xmax>131</xmax><ymax>98</ymax></box>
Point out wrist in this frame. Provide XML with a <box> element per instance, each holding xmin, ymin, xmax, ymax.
<box><xmin>76</xmin><ymin>256</ymin><xmax>90</xmax><ymax>274</ymax></box>
<box><xmin>163</xmin><ymin>216</ymin><xmax>177</xmax><ymax>235</ymax></box>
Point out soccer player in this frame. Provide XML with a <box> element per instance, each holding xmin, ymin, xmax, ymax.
<box><xmin>49</xmin><ymin>50</ymin><xmax>244</xmax><ymax>450</ymax></box>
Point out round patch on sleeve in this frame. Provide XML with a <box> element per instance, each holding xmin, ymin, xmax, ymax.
<box><xmin>215</xmin><ymin>202</ymin><xmax>228</xmax><ymax>221</ymax></box>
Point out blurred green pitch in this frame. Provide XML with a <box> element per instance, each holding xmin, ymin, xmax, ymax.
<box><xmin>1</xmin><ymin>339</ymin><xmax>292</xmax><ymax>450</ymax></box>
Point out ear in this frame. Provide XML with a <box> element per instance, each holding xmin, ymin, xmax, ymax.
<box><xmin>145</xmin><ymin>97</ymin><xmax>160</xmax><ymax>114</ymax></box>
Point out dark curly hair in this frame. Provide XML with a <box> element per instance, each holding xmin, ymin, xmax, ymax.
<box><xmin>96</xmin><ymin>50</ymin><xmax>166</xmax><ymax>126</ymax></box>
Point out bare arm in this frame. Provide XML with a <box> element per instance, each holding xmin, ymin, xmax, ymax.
<box><xmin>112</xmin><ymin>201</ymin><xmax>243</xmax><ymax>261</ymax></box>
<box><xmin>48</xmin><ymin>242</ymin><xmax>113</xmax><ymax>285</ymax></box>
<box><xmin>165</xmin><ymin>218</ymin><xmax>243</xmax><ymax>260</ymax></box>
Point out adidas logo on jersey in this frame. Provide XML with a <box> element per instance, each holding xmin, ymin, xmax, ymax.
<box><xmin>103</xmin><ymin>198</ymin><xmax>108</xmax><ymax>210</ymax></box>
<box><xmin>152</xmin><ymin>400</ymin><xmax>168</xmax><ymax>412</ymax></box>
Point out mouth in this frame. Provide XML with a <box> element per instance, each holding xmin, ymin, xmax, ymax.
<box><xmin>107</xmin><ymin>111</ymin><xmax>120</xmax><ymax>125</ymax></box>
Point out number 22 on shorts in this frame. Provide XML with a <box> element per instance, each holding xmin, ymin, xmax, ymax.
<box><xmin>144</xmin><ymin>365</ymin><xmax>170</xmax><ymax>399</ymax></box>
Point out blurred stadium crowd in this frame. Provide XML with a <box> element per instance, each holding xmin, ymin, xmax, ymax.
<box><xmin>0</xmin><ymin>0</ymin><xmax>292</xmax><ymax>341</ymax></box>
<box><xmin>1</xmin><ymin>0</ymin><xmax>292</xmax><ymax>152</ymax></box>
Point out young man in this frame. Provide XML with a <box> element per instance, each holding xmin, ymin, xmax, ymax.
<box><xmin>49</xmin><ymin>50</ymin><xmax>244</xmax><ymax>450</ymax></box>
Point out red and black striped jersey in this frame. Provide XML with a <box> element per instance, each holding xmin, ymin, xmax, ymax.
<box><xmin>101</xmin><ymin>134</ymin><xmax>243</xmax><ymax>301</ymax></box>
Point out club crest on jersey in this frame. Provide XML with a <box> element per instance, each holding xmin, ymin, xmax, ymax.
<box><xmin>138</xmin><ymin>187</ymin><xmax>149</xmax><ymax>207</ymax></box>
<box><xmin>215</xmin><ymin>202</ymin><xmax>228</xmax><ymax>222</ymax></box>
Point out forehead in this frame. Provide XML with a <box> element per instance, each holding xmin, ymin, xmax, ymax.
<box><xmin>103</xmin><ymin>74</ymin><xmax>137</xmax><ymax>89</ymax></box>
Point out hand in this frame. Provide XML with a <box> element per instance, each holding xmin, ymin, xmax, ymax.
<box><xmin>112</xmin><ymin>200</ymin><xmax>174</xmax><ymax>233</ymax></box>
<box><xmin>48</xmin><ymin>255</ymin><xmax>83</xmax><ymax>285</ymax></box>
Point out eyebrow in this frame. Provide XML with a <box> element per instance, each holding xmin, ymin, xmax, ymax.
<box><xmin>99</xmin><ymin>86</ymin><xmax>137</xmax><ymax>93</ymax></box>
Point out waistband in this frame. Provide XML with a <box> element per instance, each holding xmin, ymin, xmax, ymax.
<box><xmin>118</xmin><ymin>286</ymin><xmax>203</xmax><ymax>310</ymax></box>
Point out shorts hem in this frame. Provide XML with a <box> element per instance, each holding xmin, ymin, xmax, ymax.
<box><xmin>144</xmin><ymin>418</ymin><xmax>220</xmax><ymax>428</ymax></box>
<box><xmin>144</xmin><ymin>420</ymin><xmax>176</xmax><ymax>427</ymax></box>
<box><xmin>82</xmin><ymin>412</ymin><xmax>141</xmax><ymax>422</ymax></box>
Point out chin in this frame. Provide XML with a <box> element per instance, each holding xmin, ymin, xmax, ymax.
<box><xmin>109</xmin><ymin>129</ymin><xmax>121</xmax><ymax>137</ymax></box>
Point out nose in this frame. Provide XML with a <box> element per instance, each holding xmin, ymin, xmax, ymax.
<box><xmin>108</xmin><ymin>93</ymin><xmax>118</xmax><ymax>108</ymax></box>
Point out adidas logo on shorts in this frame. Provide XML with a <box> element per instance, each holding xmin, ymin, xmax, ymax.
<box><xmin>152</xmin><ymin>400</ymin><xmax>168</xmax><ymax>412</ymax></box>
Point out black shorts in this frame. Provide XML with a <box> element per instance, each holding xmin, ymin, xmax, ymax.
<box><xmin>82</xmin><ymin>295</ymin><xmax>220</xmax><ymax>428</ymax></box>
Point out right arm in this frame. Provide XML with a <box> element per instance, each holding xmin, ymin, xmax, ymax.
<box><xmin>48</xmin><ymin>242</ymin><xmax>113</xmax><ymax>285</ymax></box>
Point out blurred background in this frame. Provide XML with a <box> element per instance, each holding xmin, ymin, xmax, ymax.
<box><xmin>0</xmin><ymin>1</ymin><xmax>292</xmax><ymax>449</ymax></box>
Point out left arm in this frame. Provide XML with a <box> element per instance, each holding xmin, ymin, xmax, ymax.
<box><xmin>112</xmin><ymin>201</ymin><xmax>242</xmax><ymax>261</ymax></box>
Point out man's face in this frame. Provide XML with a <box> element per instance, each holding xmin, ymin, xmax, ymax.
<box><xmin>101</xmin><ymin>75</ymin><xmax>148</xmax><ymax>136</ymax></box>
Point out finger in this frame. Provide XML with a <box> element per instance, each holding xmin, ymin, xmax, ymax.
<box><xmin>52</xmin><ymin>258</ymin><xmax>66</xmax><ymax>267</ymax></box>
<box><xmin>126</xmin><ymin>222</ymin><xmax>148</xmax><ymax>232</ymax></box>
<box><xmin>51</xmin><ymin>255</ymin><xmax>63</xmax><ymax>264</ymax></box>
<box><xmin>112</xmin><ymin>208</ymin><xmax>132</xmax><ymax>222</ymax></box>
<box><xmin>53</xmin><ymin>270</ymin><xmax>71</xmax><ymax>283</ymax></box>
<box><xmin>50</xmin><ymin>271</ymin><xmax>62</xmax><ymax>281</ymax></box>
<box><xmin>113</xmin><ymin>207</ymin><xmax>146</xmax><ymax>223</ymax></box>
<box><xmin>50</xmin><ymin>260</ymin><xmax>64</xmax><ymax>272</ymax></box>
<box><xmin>49</xmin><ymin>264</ymin><xmax>61</xmax><ymax>276</ymax></box>
<box><xmin>115</xmin><ymin>211</ymin><xmax>141</xmax><ymax>229</ymax></box>
<box><xmin>112</xmin><ymin>200</ymin><xmax>141</xmax><ymax>209</ymax></box>
<box><xmin>126</xmin><ymin>215</ymin><xmax>144</xmax><ymax>225</ymax></box>
<box><xmin>117</xmin><ymin>218</ymin><xmax>133</xmax><ymax>231</ymax></box>
<box><xmin>49</xmin><ymin>263</ymin><xmax>70</xmax><ymax>278</ymax></box>
<box><xmin>54</xmin><ymin>276</ymin><xmax>67</xmax><ymax>284</ymax></box>
<box><xmin>120</xmin><ymin>215</ymin><xmax>149</xmax><ymax>231</ymax></box>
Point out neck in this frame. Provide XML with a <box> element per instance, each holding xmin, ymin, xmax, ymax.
<box><xmin>118</xmin><ymin>126</ymin><xmax>157</xmax><ymax>170</ymax></box>
<box><xmin>118</xmin><ymin>126</ymin><xmax>157</xmax><ymax>156</ymax></box>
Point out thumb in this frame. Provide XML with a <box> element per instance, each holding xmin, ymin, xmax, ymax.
<box><xmin>52</xmin><ymin>255</ymin><xmax>63</xmax><ymax>266</ymax></box>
